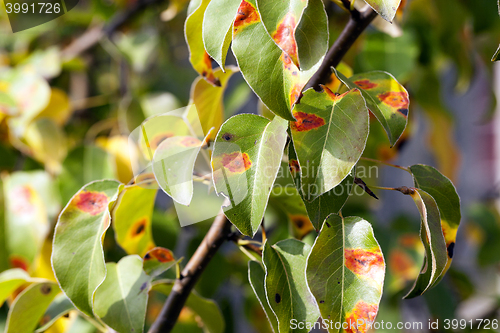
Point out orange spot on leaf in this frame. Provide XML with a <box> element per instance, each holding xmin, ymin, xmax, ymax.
<box><xmin>289</xmin><ymin>159</ymin><xmax>300</xmax><ymax>175</ymax></box>
<box><xmin>233</xmin><ymin>0</ymin><xmax>260</xmax><ymax>33</ymax></box>
<box><xmin>344</xmin><ymin>301</ymin><xmax>378</xmax><ymax>333</ymax></box>
<box><xmin>144</xmin><ymin>247</ymin><xmax>174</xmax><ymax>263</ymax></box>
<box><xmin>289</xmin><ymin>84</ymin><xmax>302</xmax><ymax>107</ymax></box>
<box><xmin>354</xmin><ymin>79</ymin><xmax>378</xmax><ymax>90</ymax></box>
<box><xmin>150</xmin><ymin>132</ymin><xmax>174</xmax><ymax>150</ymax></box>
<box><xmin>378</xmin><ymin>91</ymin><xmax>409</xmax><ymax>109</ymax></box>
<box><xmin>389</xmin><ymin>250</ymin><xmax>415</xmax><ymax>280</ymax></box>
<box><xmin>9</xmin><ymin>256</ymin><xmax>29</xmax><ymax>271</ymax></box>
<box><xmin>130</xmin><ymin>218</ymin><xmax>147</xmax><ymax>238</ymax></box>
<box><xmin>218</xmin><ymin>152</ymin><xmax>252</xmax><ymax>173</ymax></box>
<box><xmin>291</xmin><ymin>112</ymin><xmax>325</xmax><ymax>132</ymax></box>
<box><xmin>345</xmin><ymin>248</ymin><xmax>384</xmax><ymax>288</ymax></box>
<box><xmin>10</xmin><ymin>186</ymin><xmax>35</xmax><ymax>215</ymax></box>
<box><xmin>73</xmin><ymin>191</ymin><xmax>109</xmax><ymax>216</ymax></box>
<box><xmin>272</xmin><ymin>13</ymin><xmax>298</xmax><ymax>67</ymax></box>
<box><xmin>179</xmin><ymin>137</ymin><xmax>201</xmax><ymax>147</ymax></box>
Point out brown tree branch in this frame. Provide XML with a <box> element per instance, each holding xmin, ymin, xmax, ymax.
<box><xmin>304</xmin><ymin>5</ymin><xmax>378</xmax><ymax>90</ymax></box>
<box><xmin>148</xmin><ymin>212</ymin><xmax>232</xmax><ymax>333</ymax></box>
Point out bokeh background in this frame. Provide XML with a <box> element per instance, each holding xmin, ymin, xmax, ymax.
<box><xmin>0</xmin><ymin>0</ymin><xmax>500</xmax><ymax>332</ymax></box>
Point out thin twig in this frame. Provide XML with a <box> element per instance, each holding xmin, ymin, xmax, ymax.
<box><xmin>360</xmin><ymin>156</ymin><xmax>410</xmax><ymax>172</ymax></box>
<box><xmin>148</xmin><ymin>212</ymin><xmax>232</xmax><ymax>333</ymax></box>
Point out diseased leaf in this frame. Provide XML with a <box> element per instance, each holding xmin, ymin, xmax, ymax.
<box><xmin>306</xmin><ymin>215</ymin><xmax>385</xmax><ymax>332</ymax></box>
<box><xmin>112</xmin><ymin>185</ymin><xmax>157</xmax><ymax>257</ymax></box>
<box><xmin>404</xmin><ymin>188</ymin><xmax>448</xmax><ymax>298</ymax></box>
<box><xmin>409</xmin><ymin>165</ymin><xmax>461</xmax><ymax>280</ymax></box>
<box><xmin>257</xmin><ymin>0</ymin><xmax>328</xmax><ymax>70</ymax></box>
<box><xmin>202</xmin><ymin>0</ymin><xmax>241</xmax><ymax>69</ymax></box>
<box><xmin>334</xmin><ymin>69</ymin><xmax>409</xmax><ymax>147</ymax></box>
<box><xmin>52</xmin><ymin>180</ymin><xmax>122</xmax><ymax>316</ymax></box>
<box><xmin>94</xmin><ymin>255</ymin><xmax>151</xmax><ymax>333</ymax></box>
<box><xmin>143</xmin><ymin>247</ymin><xmax>177</xmax><ymax>278</ymax></box>
<box><xmin>0</xmin><ymin>269</ymin><xmax>31</xmax><ymax>306</ymax></box>
<box><xmin>190</xmin><ymin>66</ymin><xmax>237</xmax><ymax>136</ymax></box>
<box><xmin>248</xmin><ymin>261</ymin><xmax>279</xmax><ymax>333</ymax></box>
<box><xmin>185</xmin><ymin>0</ymin><xmax>219</xmax><ymax>85</ymax></box>
<box><xmin>262</xmin><ymin>239</ymin><xmax>320</xmax><ymax>333</ymax></box>
<box><xmin>363</xmin><ymin>0</ymin><xmax>402</xmax><ymax>23</ymax></box>
<box><xmin>4</xmin><ymin>281</ymin><xmax>60</xmax><ymax>333</ymax></box>
<box><xmin>153</xmin><ymin>280</ymin><xmax>225</xmax><ymax>333</ymax></box>
<box><xmin>288</xmin><ymin>141</ymin><xmax>353</xmax><ymax>230</ymax></box>
<box><xmin>231</xmin><ymin>0</ymin><xmax>320</xmax><ymax>121</ymax></box>
<box><xmin>35</xmin><ymin>294</ymin><xmax>74</xmax><ymax>332</ymax></box>
<box><xmin>212</xmin><ymin>114</ymin><xmax>288</xmax><ymax>236</ymax></box>
<box><xmin>291</xmin><ymin>87</ymin><xmax>368</xmax><ymax>201</ymax></box>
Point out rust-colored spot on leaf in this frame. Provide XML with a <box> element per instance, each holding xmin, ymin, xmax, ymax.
<box><xmin>179</xmin><ymin>137</ymin><xmax>201</xmax><ymax>147</ymax></box>
<box><xmin>289</xmin><ymin>159</ymin><xmax>300</xmax><ymax>175</ymax></box>
<box><xmin>219</xmin><ymin>152</ymin><xmax>252</xmax><ymax>173</ymax></box>
<box><xmin>345</xmin><ymin>248</ymin><xmax>384</xmax><ymax>288</ymax></box>
<box><xmin>135</xmin><ymin>172</ymin><xmax>156</xmax><ymax>185</ymax></box>
<box><xmin>40</xmin><ymin>284</ymin><xmax>52</xmax><ymax>295</ymax></box>
<box><xmin>322</xmin><ymin>85</ymin><xmax>350</xmax><ymax>102</ymax></box>
<box><xmin>10</xmin><ymin>185</ymin><xmax>35</xmax><ymax>215</ymax></box>
<box><xmin>290</xmin><ymin>214</ymin><xmax>314</xmax><ymax>239</ymax></box>
<box><xmin>272</xmin><ymin>13</ymin><xmax>298</xmax><ymax>67</ymax></box>
<box><xmin>389</xmin><ymin>250</ymin><xmax>416</xmax><ymax>280</ymax></box>
<box><xmin>354</xmin><ymin>79</ymin><xmax>378</xmax><ymax>90</ymax></box>
<box><xmin>201</xmin><ymin>52</ymin><xmax>219</xmax><ymax>86</ymax></box>
<box><xmin>130</xmin><ymin>218</ymin><xmax>147</xmax><ymax>237</ymax></box>
<box><xmin>233</xmin><ymin>0</ymin><xmax>260</xmax><ymax>33</ymax></box>
<box><xmin>344</xmin><ymin>301</ymin><xmax>378</xmax><ymax>333</ymax></box>
<box><xmin>378</xmin><ymin>91</ymin><xmax>409</xmax><ymax>109</ymax></box>
<box><xmin>144</xmin><ymin>247</ymin><xmax>174</xmax><ymax>263</ymax></box>
<box><xmin>222</xmin><ymin>133</ymin><xmax>235</xmax><ymax>141</ymax></box>
<box><xmin>9</xmin><ymin>256</ymin><xmax>28</xmax><ymax>271</ymax></box>
<box><xmin>150</xmin><ymin>132</ymin><xmax>174</xmax><ymax>150</ymax></box>
<box><xmin>289</xmin><ymin>84</ymin><xmax>302</xmax><ymax>106</ymax></box>
<box><xmin>73</xmin><ymin>191</ymin><xmax>109</xmax><ymax>216</ymax></box>
<box><xmin>291</xmin><ymin>112</ymin><xmax>325</xmax><ymax>132</ymax></box>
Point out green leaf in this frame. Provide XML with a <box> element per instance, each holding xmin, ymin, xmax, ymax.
<box><xmin>202</xmin><ymin>0</ymin><xmax>241</xmax><ymax>69</ymax></box>
<box><xmin>256</xmin><ymin>0</ymin><xmax>328</xmax><ymax>70</ymax></box>
<box><xmin>248</xmin><ymin>261</ymin><xmax>279</xmax><ymax>333</ymax></box>
<box><xmin>334</xmin><ymin>69</ymin><xmax>409</xmax><ymax>147</ymax></box>
<box><xmin>492</xmin><ymin>44</ymin><xmax>500</xmax><ymax>61</ymax></box>
<box><xmin>112</xmin><ymin>185</ymin><xmax>157</xmax><ymax>257</ymax></box>
<box><xmin>143</xmin><ymin>247</ymin><xmax>177</xmax><ymax>278</ymax></box>
<box><xmin>291</xmin><ymin>87</ymin><xmax>368</xmax><ymax>201</ymax></box>
<box><xmin>94</xmin><ymin>255</ymin><xmax>151</xmax><ymax>333</ymax></box>
<box><xmin>231</xmin><ymin>0</ymin><xmax>319</xmax><ymax>121</ymax></box>
<box><xmin>185</xmin><ymin>0</ymin><xmax>219</xmax><ymax>85</ymax></box>
<box><xmin>363</xmin><ymin>0</ymin><xmax>402</xmax><ymax>23</ymax></box>
<box><xmin>189</xmin><ymin>66</ymin><xmax>238</xmax><ymax>136</ymax></box>
<box><xmin>153</xmin><ymin>280</ymin><xmax>225</xmax><ymax>333</ymax></box>
<box><xmin>262</xmin><ymin>239</ymin><xmax>320</xmax><ymax>333</ymax></box>
<box><xmin>4</xmin><ymin>281</ymin><xmax>60</xmax><ymax>333</ymax></box>
<box><xmin>3</xmin><ymin>171</ymin><xmax>54</xmax><ymax>270</ymax></box>
<box><xmin>306</xmin><ymin>215</ymin><xmax>385</xmax><ymax>332</ymax></box>
<box><xmin>35</xmin><ymin>294</ymin><xmax>74</xmax><ymax>332</ymax></box>
<box><xmin>410</xmin><ymin>165</ymin><xmax>461</xmax><ymax>279</ymax></box>
<box><xmin>288</xmin><ymin>141</ymin><xmax>353</xmax><ymax>230</ymax></box>
<box><xmin>404</xmin><ymin>188</ymin><xmax>448</xmax><ymax>298</ymax></box>
<box><xmin>52</xmin><ymin>180</ymin><xmax>122</xmax><ymax>316</ymax></box>
<box><xmin>0</xmin><ymin>269</ymin><xmax>31</xmax><ymax>306</ymax></box>
<box><xmin>212</xmin><ymin>114</ymin><xmax>288</xmax><ymax>236</ymax></box>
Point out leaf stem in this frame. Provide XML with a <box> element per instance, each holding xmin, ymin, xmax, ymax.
<box><xmin>360</xmin><ymin>157</ymin><xmax>411</xmax><ymax>172</ymax></box>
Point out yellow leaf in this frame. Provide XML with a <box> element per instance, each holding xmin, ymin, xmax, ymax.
<box><xmin>35</xmin><ymin>88</ymin><xmax>72</xmax><ymax>126</ymax></box>
<box><xmin>96</xmin><ymin>136</ymin><xmax>134</xmax><ymax>184</ymax></box>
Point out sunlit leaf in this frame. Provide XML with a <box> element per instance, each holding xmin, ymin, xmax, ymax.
<box><xmin>334</xmin><ymin>69</ymin><xmax>409</xmax><ymax>147</ymax></box>
<box><xmin>248</xmin><ymin>261</ymin><xmax>279</xmax><ymax>333</ymax></box>
<box><xmin>288</xmin><ymin>141</ymin><xmax>353</xmax><ymax>230</ymax></box>
<box><xmin>262</xmin><ymin>239</ymin><xmax>319</xmax><ymax>332</ymax></box>
<box><xmin>34</xmin><ymin>88</ymin><xmax>72</xmax><ymax>126</ymax></box>
<box><xmin>212</xmin><ymin>114</ymin><xmax>288</xmax><ymax>236</ymax></box>
<box><xmin>409</xmin><ymin>164</ymin><xmax>461</xmax><ymax>281</ymax></box>
<box><xmin>4</xmin><ymin>281</ymin><xmax>60</xmax><ymax>333</ymax></box>
<box><xmin>291</xmin><ymin>87</ymin><xmax>368</xmax><ymax>201</ymax></box>
<box><xmin>306</xmin><ymin>215</ymin><xmax>385</xmax><ymax>332</ymax></box>
<box><xmin>153</xmin><ymin>280</ymin><xmax>225</xmax><ymax>333</ymax></box>
<box><xmin>185</xmin><ymin>0</ymin><xmax>219</xmax><ymax>85</ymax></box>
<box><xmin>202</xmin><ymin>0</ymin><xmax>241</xmax><ymax>69</ymax></box>
<box><xmin>94</xmin><ymin>255</ymin><xmax>151</xmax><ymax>333</ymax></box>
<box><xmin>189</xmin><ymin>66</ymin><xmax>237</xmax><ymax>137</ymax></box>
<box><xmin>0</xmin><ymin>268</ymin><xmax>31</xmax><ymax>306</ymax></box>
<box><xmin>3</xmin><ymin>171</ymin><xmax>52</xmax><ymax>270</ymax></box>
<box><xmin>363</xmin><ymin>0</ymin><xmax>402</xmax><ymax>23</ymax></box>
<box><xmin>404</xmin><ymin>188</ymin><xmax>447</xmax><ymax>298</ymax></box>
<box><xmin>35</xmin><ymin>294</ymin><xmax>74</xmax><ymax>332</ymax></box>
<box><xmin>143</xmin><ymin>247</ymin><xmax>176</xmax><ymax>278</ymax></box>
<box><xmin>52</xmin><ymin>180</ymin><xmax>122</xmax><ymax>316</ymax></box>
<box><xmin>95</xmin><ymin>135</ymin><xmax>134</xmax><ymax>184</ymax></box>
<box><xmin>112</xmin><ymin>185</ymin><xmax>157</xmax><ymax>257</ymax></box>
<box><xmin>257</xmin><ymin>0</ymin><xmax>328</xmax><ymax>70</ymax></box>
<box><xmin>231</xmin><ymin>0</ymin><xmax>320</xmax><ymax>121</ymax></box>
